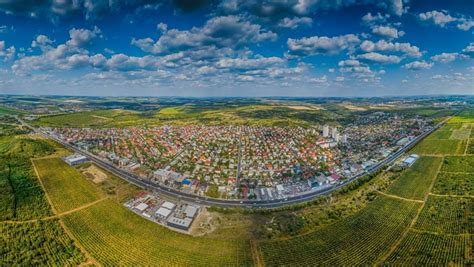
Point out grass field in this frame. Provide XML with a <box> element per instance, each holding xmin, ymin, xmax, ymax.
<box><xmin>387</xmin><ymin>156</ymin><xmax>442</xmax><ymax>200</ymax></box>
<box><xmin>441</xmin><ymin>156</ymin><xmax>474</xmax><ymax>173</ymax></box>
<box><xmin>32</xmin><ymin>158</ymin><xmax>104</xmax><ymax>213</ymax></box>
<box><xmin>410</xmin><ymin>139</ymin><xmax>462</xmax><ymax>155</ymax></box>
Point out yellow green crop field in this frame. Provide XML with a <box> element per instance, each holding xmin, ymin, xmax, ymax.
<box><xmin>32</xmin><ymin>158</ymin><xmax>104</xmax><ymax>213</ymax></box>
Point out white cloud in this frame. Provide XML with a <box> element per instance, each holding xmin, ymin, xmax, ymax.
<box><xmin>362</xmin><ymin>12</ymin><xmax>390</xmax><ymax>24</ymax></box>
<box><xmin>457</xmin><ymin>20</ymin><xmax>474</xmax><ymax>31</ymax></box>
<box><xmin>430</xmin><ymin>52</ymin><xmax>458</xmax><ymax>63</ymax></box>
<box><xmin>67</xmin><ymin>26</ymin><xmax>101</xmax><ymax>47</ymax></box>
<box><xmin>403</xmin><ymin>60</ymin><xmax>433</xmax><ymax>70</ymax></box>
<box><xmin>278</xmin><ymin>17</ymin><xmax>313</xmax><ymax>29</ymax></box>
<box><xmin>338</xmin><ymin>59</ymin><xmax>361</xmax><ymax>67</ymax></box>
<box><xmin>0</xmin><ymin>40</ymin><xmax>4</xmax><ymax>51</ymax></box>
<box><xmin>371</xmin><ymin>25</ymin><xmax>404</xmax><ymax>39</ymax></box>
<box><xmin>287</xmin><ymin>34</ymin><xmax>360</xmax><ymax>56</ymax></box>
<box><xmin>132</xmin><ymin>16</ymin><xmax>276</xmax><ymax>54</ymax></box>
<box><xmin>419</xmin><ymin>10</ymin><xmax>474</xmax><ymax>31</ymax></box>
<box><xmin>32</xmin><ymin>35</ymin><xmax>54</xmax><ymax>50</ymax></box>
<box><xmin>360</xmin><ymin>40</ymin><xmax>421</xmax><ymax>57</ymax></box>
<box><xmin>419</xmin><ymin>10</ymin><xmax>457</xmax><ymax>26</ymax></box>
<box><xmin>358</xmin><ymin>52</ymin><xmax>401</xmax><ymax>63</ymax></box>
<box><xmin>462</xmin><ymin>43</ymin><xmax>474</xmax><ymax>57</ymax></box>
<box><xmin>216</xmin><ymin>56</ymin><xmax>284</xmax><ymax>70</ymax></box>
<box><xmin>157</xmin><ymin>23</ymin><xmax>168</xmax><ymax>33</ymax></box>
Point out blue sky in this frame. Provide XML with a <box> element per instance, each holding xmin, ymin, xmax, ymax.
<box><xmin>0</xmin><ymin>0</ymin><xmax>472</xmax><ymax>97</ymax></box>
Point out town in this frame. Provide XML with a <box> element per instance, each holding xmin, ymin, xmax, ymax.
<box><xmin>47</xmin><ymin>111</ymin><xmax>433</xmax><ymax>200</ymax></box>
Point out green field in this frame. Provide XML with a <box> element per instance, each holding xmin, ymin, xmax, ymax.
<box><xmin>411</xmin><ymin>139</ymin><xmax>462</xmax><ymax>155</ymax></box>
<box><xmin>63</xmin><ymin>199</ymin><xmax>253</xmax><ymax>266</ymax></box>
<box><xmin>441</xmin><ymin>156</ymin><xmax>474</xmax><ymax>173</ymax></box>
<box><xmin>0</xmin><ymin>133</ymin><xmax>87</xmax><ymax>265</ymax></box>
<box><xmin>0</xmin><ymin>106</ymin><xmax>24</xmax><ymax>115</ymax></box>
<box><xmin>259</xmin><ymin>196</ymin><xmax>421</xmax><ymax>266</ymax></box>
<box><xmin>33</xmin><ymin>104</ymin><xmax>340</xmax><ymax>128</ymax></box>
<box><xmin>432</xmin><ymin>172</ymin><xmax>474</xmax><ymax>196</ymax></box>
<box><xmin>384</xmin><ymin>231</ymin><xmax>471</xmax><ymax>266</ymax></box>
<box><xmin>387</xmin><ymin>156</ymin><xmax>442</xmax><ymax>200</ymax></box>
<box><xmin>414</xmin><ymin>196</ymin><xmax>472</xmax><ymax>234</ymax></box>
<box><xmin>32</xmin><ymin>158</ymin><xmax>104</xmax><ymax>213</ymax></box>
<box><xmin>0</xmin><ymin>220</ymin><xmax>85</xmax><ymax>265</ymax></box>
<box><xmin>2</xmin><ymin>105</ymin><xmax>473</xmax><ymax>266</ymax></box>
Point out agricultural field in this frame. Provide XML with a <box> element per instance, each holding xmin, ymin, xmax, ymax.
<box><xmin>63</xmin><ymin>199</ymin><xmax>254</xmax><ymax>266</ymax></box>
<box><xmin>410</xmin><ymin>139</ymin><xmax>462</xmax><ymax>155</ymax></box>
<box><xmin>0</xmin><ymin>220</ymin><xmax>86</xmax><ymax>265</ymax></box>
<box><xmin>441</xmin><ymin>156</ymin><xmax>474</xmax><ymax>173</ymax></box>
<box><xmin>387</xmin><ymin>156</ymin><xmax>442</xmax><ymax>200</ymax></box>
<box><xmin>384</xmin><ymin>231</ymin><xmax>471</xmax><ymax>266</ymax></box>
<box><xmin>33</xmin><ymin>104</ymin><xmax>341</xmax><ymax>128</ymax></box>
<box><xmin>0</xmin><ymin>156</ymin><xmax>53</xmax><ymax>221</ymax></box>
<box><xmin>414</xmin><ymin>196</ymin><xmax>472</xmax><ymax>234</ymax></box>
<box><xmin>432</xmin><ymin>172</ymin><xmax>474</xmax><ymax>196</ymax></box>
<box><xmin>259</xmin><ymin>196</ymin><xmax>421</xmax><ymax>266</ymax></box>
<box><xmin>0</xmin><ymin>129</ymin><xmax>87</xmax><ymax>265</ymax></box>
<box><xmin>32</xmin><ymin>158</ymin><xmax>104</xmax><ymax>213</ymax></box>
<box><xmin>30</xmin><ymin>155</ymin><xmax>255</xmax><ymax>266</ymax></box>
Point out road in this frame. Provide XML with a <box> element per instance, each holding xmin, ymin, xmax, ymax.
<box><xmin>18</xmin><ymin>117</ymin><xmax>447</xmax><ymax>208</ymax></box>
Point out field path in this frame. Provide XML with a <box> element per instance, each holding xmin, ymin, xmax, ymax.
<box><xmin>428</xmin><ymin>193</ymin><xmax>474</xmax><ymax>199</ymax></box>
<box><xmin>375</xmin><ymin>156</ymin><xmax>444</xmax><ymax>265</ymax></box>
<box><xmin>31</xmin><ymin>158</ymin><xmax>102</xmax><ymax>267</ymax></box>
<box><xmin>375</xmin><ymin>190</ymin><xmax>424</xmax><ymax>203</ymax></box>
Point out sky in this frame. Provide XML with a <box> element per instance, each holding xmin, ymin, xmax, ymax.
<box><xmin>0</xmin><ymin>0</ymin><xmax>472</xmax><ymax>97</ymax></box>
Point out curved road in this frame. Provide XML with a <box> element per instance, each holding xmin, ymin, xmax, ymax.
<box><xmin>19</xmin><ymin>117</ymin><xmax>446</xmax><ymax>208</ymax></box>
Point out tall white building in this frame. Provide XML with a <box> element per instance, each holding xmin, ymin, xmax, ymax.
<box><xmin>322</xmin><ymin>125</ymin><xmax>329</xmax><ymax>137</ymax></box>
<box><xmin>342</xmin><ymin>134</ymin><xmax>348</xmax><ymax>143</ymax></box>
<box><xmin>331</xmin><ymin>127</ymin><xmax>338</xmax><ymax>140</ymax></box>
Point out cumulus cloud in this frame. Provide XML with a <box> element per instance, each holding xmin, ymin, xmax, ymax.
<box><xmin>338</xmin><ymin>59</ymin><xmax>361</xmax><ymax>67</ymax></box>
<box><xmin>31</xmin><ymin>34</ymin><xmax>54</xmax><ymax>50</ymax></box>
<box><xmin>67</xmin><ymin>26</ymin><xmax>101</xmax><ymax>47</ymax></box>
<box><xmin>157</xmin><ymin>22</ymin><xmax>168</xmax><ymax>33</ymax></box>
<box><xmin>371</xmin><ymin>25</ymin><xmax>404</xmax><ymax>39</ymax></box>
<box><xmin>419</xmin><ymin>10</ymin><xmax>457</xmax><ymax>26</ymax></box>
<box><xmin>216</xmin><ymin>56</ymin><xmax>284</xmax><ymax>70</ymax></box>
<box><xmin>461</xmin><ymin>43</ymin><xmax>474</xmax><ymax>57</ymax></box>
<box><xmin>419</xmin><ymin>10</ymin><xmax>474</xmax><ymax>31</ymax></box>
<box><xmin>362</xmin><ymin>12</ymin><xmax>390</xmax><ymax>24</ymax></box>
<box><xmin>403</xmin><ymin>60</ymin><xmax>433</xmax><ymax>70</ymax></box>
<box><xmin>278</xmin><ymin>17</ymin><xmax>313</xmax><ymax>29</ymax></box>
<box><xmin>0</xmin><ymin>40</ymin><xmax>15</xmax><ymax>61</ymax></box>
<box><xmin>430</xmin><ymin>52</ymin><xmax>458</xmax><ymax>63</ymax></box>
<box><xmin>287</xmin><ymin>34</ymin><xmax>360</xmax><ymax>57</ymax></box>
<box><xmin>358</xmin><ymin>52</ymin><xmax>401</xmax><ymax>63</ymax></box>
<box><xmin>360</xmin><ymin>40</ymin><xmax>421</xmax><ymax>57</ymax></box>
<box><xmin>132</xmin><ymin>15</ymin><xmax>276</xmax><ymax>54</ymax></box>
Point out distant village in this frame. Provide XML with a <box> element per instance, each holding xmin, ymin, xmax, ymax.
<box><xmin>47</xmin><ymin>111</ymin><xmax>432</xmax><ymax>201</ymax></box>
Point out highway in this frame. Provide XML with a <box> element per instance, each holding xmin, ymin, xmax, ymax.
<box><xmin>18</xmin><ymin>117</ymin><xmax>446</xmax><ymax>208</ymax></box>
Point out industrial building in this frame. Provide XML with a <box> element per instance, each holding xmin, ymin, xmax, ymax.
<box><xmin>63</xmin><ymin>153</ymin><xmax>88</xmax><ymax>166</ymax></box>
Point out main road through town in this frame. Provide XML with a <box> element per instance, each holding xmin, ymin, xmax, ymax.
<box><xmin>17</xmin><ymin>116</ymin><xmax>452</xmax><ymax>208</ymax></box>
